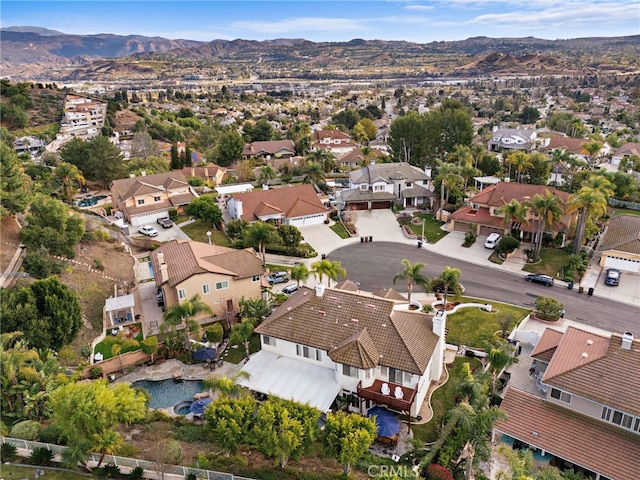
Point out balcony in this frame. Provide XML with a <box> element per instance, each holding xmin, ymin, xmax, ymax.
<box><xmin>357</xmin><ymin>379</ymin><xmax>416</xmax><ymax>413</ymax></box>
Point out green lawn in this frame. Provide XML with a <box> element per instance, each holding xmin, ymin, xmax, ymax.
<box><xmin>94</xmin><ymin>323</ymin><xmax>144</xmax><ymax>360</ymax></box>
<box><xmin>222</xmin><ymin>332</ymin><xmax>261</xmax><ymax>364</ymax></box>
<box><xmin>411</xmin><ymin>356</ymin><xmax>484</xmax><ymax>443</ymax></box>
<box><xmin>445</xmin><ymin>299</ymin><xmax>530</xmax><ymax>347</ymax></box>
<box><xmin>523</xmin><ymin>248</ymin><xmax>570</xmax><ymax>277</ymax></box>
<box><xmin>613</xmin><ymin>209</ymin><xmax>640</xmax><ymax>217</ymax></box>
<box><xmin>0</xmin><ymin>464</ymin><xmax>96</xmax><ymax>479</ymax></box>
<box><xmin>405</xmin><ymin>213</ymin><xmax>448</xmax><ymax>243</ymax></box>
<box><xmin>180</xmin><ymin>220</ymin><xmax>231</xmax><ymax>246</ymax></box>
<box><xmin>329</xmin><ymin>223</ymin><xmax>350</xmax><ymax>239</ymax></box>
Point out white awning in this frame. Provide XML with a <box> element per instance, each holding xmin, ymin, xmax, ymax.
<box><xmin>105</xmin><ymin>294</ymin><xmax>135</xmax><ymax>312</ymax></box>
<box><xmin>239</xmin><ymin>350</ymin><xmax>341</xmax><ymax>413</ymax></box>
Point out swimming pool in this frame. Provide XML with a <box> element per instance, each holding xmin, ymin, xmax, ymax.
<box><xmin>133</xmin><ymin>379</ymin><xmax>203</xmax><ymax>409</ymax></box>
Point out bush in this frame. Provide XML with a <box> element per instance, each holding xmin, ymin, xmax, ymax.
<box><xmin>97</xmin><ymin>463</ymin><xmax>121</xmax><ymax>478</ymax></box>
<box><xmin>10</xmin><ymin>420</ymin><xmax>42</xmax><ymax>441</ymax></box>
<box><xmin>129</xmin><ymin>466</ymin><xmax>145</xmax><ymax>479</ymax></box>
<box><xmin>89</xmin><ymin>366</ymin><xmax>104</xmax><ymax>379</ymax></box>
<box><xmin>206</xmin><ymin>323</ymin><xmax>224</xmax><ymax>344</ymax></box>
<box><xmin>0</xmin><ymin>421</ymin><xmax>8</xmax><ymax>436</ymax></box>
<box><xmin>26</xmin><ymin>446</ymin><xmax>54</xmax><ymax>466</ymax></box>
<box><xmin>39</xmin><ymin>423</ymin><xmax>67</xmax><ymax>444</ymax></box>
<box><xmin>22</xmin><ymin>252</ymin><xmax>63</xmax><ymax>278</ymax></box>
<box><xmin>495</xmin><ymin>234</ymin><xmax>520</xmax><ymax>255</ymax></box>
<box><xmin>463</xmin><ymin>228</ymin><xmax>477</xmax><ymax>247</ymax></box>
<box><xmin>1</xmin><ymin>442</ymin><xmax>18</xmax><ymax>463</ymax></box>
<box><xmin>534</xmin><ymin>296</ymin><xmax>564</xmax><ymax>321</ymax></box>
<box><xmin>424</xmin><ymin>463</ymin><xmax>454</xmax><ymax>480</ymax></box>
<box><xmin>464</xmin><ymin>349</ymin><xmax>476</xmax><ymax>358</ymax></box>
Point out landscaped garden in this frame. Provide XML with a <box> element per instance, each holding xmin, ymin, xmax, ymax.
<box><xmin>329</xmin><ymin>222</ymin><xmax>350</xmax><ymax>239</ymax></box>
<box><xmin>400</xmin><ymin>213</ymin><xmax>448</xmax><ymax>243</ymax></box>
<box><xmin>180</xmin><ymin>220</ymin><xmax>231</xmax><ymax>246</ymax></box>
<box><xmin>522</xmin><ymin>248</ymin><xmax>570</xmax><ymax>277</ymax></box>
<box><xmin>93</xmin><ymin>323</ymin><xmax>144</xmax><ymax>360</ymax></box>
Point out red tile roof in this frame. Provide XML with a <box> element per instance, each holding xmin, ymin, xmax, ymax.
<box><xmin>469</xmin><ymin>182</ymin><xmax>570</xmax><ymax>208</ymax></box>
<box><xmin>530</xmin><ymin>328</ymin><xmax>563</xmax><ymax>363</ymax></box>
<box><xmin>496</xmin><ymin>388</ymin><xmax>640</xmax><ymax>480</ymax></box>
<box><xmin>242</xmin><ymin>140</ymin><xmax>295</xmax><ymax>157</ymax></box>
<box><xmin>231</xmin><ymin>184</ymin><xmax>327</xmax><ymax>222</ymax></box>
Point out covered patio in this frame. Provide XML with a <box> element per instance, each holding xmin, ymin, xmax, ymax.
<box><xmin>357</xmin><ymin>379</ymin><xmax>417</xmax><ymax>432</ymax></box>
<box><xmin>105</xmin><ymin>294</ymin><xmax>136</xmax><ymax>327</ymax></box>
<box><xmin>239</xmin><ymin>350</ymin><xmax>342</xmax><ymax>412</ymax></box>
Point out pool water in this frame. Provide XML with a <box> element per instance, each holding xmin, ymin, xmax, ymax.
<box><xmin>94</xmin><ymin>195</ymin><xmax>107</xmax><ymax>201</ymax></box>
<box><xmin>133</xmin><ymin>379</ymin><xmax>203</xmax><ymax>409</ymax></box>
<box><xmin>175</xmin><ymin>403</ymin><xmax>192</xmax><ymax>415</ymax></box>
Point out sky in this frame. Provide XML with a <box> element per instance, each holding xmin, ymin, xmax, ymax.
<box><xmin>1</xmin><ymin>0</ymin><xmax>639</xmax><ymax>43</ymax></box>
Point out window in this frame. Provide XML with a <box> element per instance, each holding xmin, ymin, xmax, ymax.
<box><xmin>154</xmin><ymin>196</ymin><xmax>161</xmax><ymax>202</ymax></box>
<box><xmin>296</xmin><ymin>344</ymin><xmax>320</xmax><ymax>361</ymax></box>
<box><xmin>403</xmin><ymin>372</ymin><xmax>412</xmax><ymax>384</ymax></box>
<box><xmin>215</xmin><ymin>281</ymin><xmax>229</xmax><ymax>290</ymax></box>
<box><xmin>202</xmin><ymin>284</ymin><xmax>210</xmax><ymax>294</ymax></box>
<box><xmin>252</xmin><ymin>275</ymin><xmax>261</xmax><ymax>282</ymax></box>
<box><xmin>601</xmin><ymin>406</ymin><xmax>638</xmax><ymax>431</ymax></box>
<box><xmin>262</xmin><ymin>335</ymin><xmax>275</xmax><ymax>347</ymax></box>
<box><xmin>359</xmin><ymin>184</ymin><xmax>368</xmax><ymax>191</ymax></box>
<box><xmin>178</xmin><ymin>289</ymin><xmax>186</xmax><ymax>300</ymax></box>
<box><xmin>137</xmin><ymin>199</ymin><xmax>145</xmax><ymax>205</ymax></box>
<box><xmin>342</xmin><ymin>364</ymin><xmax>358</xmax><ymax>378</ymax></box>
<box><xmin>373</xmin><ymin>184</ymin><xmax>385</xmax><ymax>192</ymax></box>
<box><xmin>550</xmin><ymin>388</ymin><xmax>571</xmax><ymax>403</ymax></box>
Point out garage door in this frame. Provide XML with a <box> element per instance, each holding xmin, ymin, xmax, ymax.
<box><xmin>454</xmin><ymin>221</ymin><xmax>470</xmax><ymax>232</ymax></box>
<box><xmin>479</xmin><ymin>225</ymin><xmax>503</xmax><ymax>236</ymax></box>
<box><xmin>604</xmin><ymin>255</ymin><xmax>640</xmax><ymax>273</ymax></box>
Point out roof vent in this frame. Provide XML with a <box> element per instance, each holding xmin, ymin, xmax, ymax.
<box><xmin>581</xmin><ymin>352</ymin><xmax>588</xmax><ymax>359</ymax></box>
<box><xmin>351</xmin><ymin>318</ymin><xmax>359</xmax><ymax>323</ymax></box>
<box><xmin>621</xmin><ymin>331</ymin><xmax>634</xmax><ymax>350</ymax></box>
<box><xmin>586</xmin><ymin>339</ymin><xmax>593</xmax><ymax>346</ymax></box>
<box><xmin>315</xmin><ymin>284</ymin><xmax>325</xmax><ymax>298</ymax></box>
<box><xmin>318</xmin><ymin>310</ymin><xmax>326</xmax><ymax>316</ymax></box>
<box><xmin>366</xmin><ymin>304</ymin><xmax>377</xmax><ymax>309</ymax></box>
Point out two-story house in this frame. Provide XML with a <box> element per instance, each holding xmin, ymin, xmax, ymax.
<box><xmin>13</xmin><ymin>136</ymin><xmax>47</xmax><ymax>158</ymax></box>
<box><xmin>310</xmin><ymin>129</ymin><xmax>358</xmax><ymax>156</ymax></box>
<box><xmin>110</xmin><ymin>172</ymin><xmax>197</xmax><ymax>227</ymax></box>
<box><xmin>242</xmin><ymin>140</ymin><xmax>296</xmax><ymax>160</ymax></box>
<box><xmin>448</xmin><ymin>182</ymin><xmax>575</xmax><ymax>243</ymax></box>
<box><xmin>541</xmin><ymin>136</ymin><xmax>612</xmax><ymax>169</ymax></box>
<box><xmin>239</xmin><ymin>284</ymin><xmax>446</xmax><ymax>419</ymax></box>
<box><xmin>150</xmin><ymin>239</ymin><xmax>265</xmax><ymax>325</ymax></box>
<box><xmin>341</xmin><ymin>162</ymin><xmax>434</xmax><ymax>210</ymax></box>
<box><xmin>178</xmin><ymin>165</ymin><xmax>228</xmax><ymax>186</ymax></box>
<box><xmin>335</xmin><ymin>148</ymin><xmax>385</xmax><ymax>171</ymax></box>
<box><xmin>488</xmin><ymin>127</ymin><xmax>537</xmax><ymax>152</ymax></box>
<box><xmin>227</xmin><ymin>184</ymin><xmax>328</xmax><ymax>227</ymax></box>
<box><xmin>494</xmin><ymin>327</ymin><xmax>640</xmax><ymax>480</ymax></box>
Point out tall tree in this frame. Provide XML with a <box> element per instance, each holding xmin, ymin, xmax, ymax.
<box><xmin>324</xmin><ymin>411</ymin><xmax>377</xmax><ymax>475</ymax></box>
<box><xmin>162</xmin><ymin>294</ymin><xmax>213</xmax><ymax>355</ymax></box>
<box><xmin>505</xmin><ymin>151</ymin><xmax>533</xmax><ymax>183</ymax></box>
<box><xmin>170</xmin><ymin>143</ymin><xmax>180</xmax><ymax>169</ymax></box>
<box><xmin>184</xmin><ymin>194</ymin><xmax>222</xmax><ymax>226</ymax></box>
<box><xmin>581</xmin><ymin>139</ymin><xmax>603</xmax><ymax>170</ymax></box>
<box><xmin>216</xmin><ymin>129</ymin><xmax>244</xmax><ymax>167</ymax></box>
<box><xmin>392</xmin><ymin>259</ymin><xmax>429</xmax><ymax>304</ymax></box>
<box><xmin>306</xmin><ymin>148</ymin><xmax>335</xmax><ymax>174</ymax></box>
<box><xmin>229</xmin><ymin>319</ymin><xmax>254</xmax><ymax>359</ymax></box>
<box><xmin>204</xmin><ymin>396</ymin><xmax>256</xmax><ymax>455</ymax></box>
<box><xmin>433</xmin><ymin>266</ymin><xmax>463</xmax><ymax>308</ymax></box>
<box><xmin>529</xmin><ymin>191</ymin><xmax>563</xmax><ymax>259</ymax></box>
<box><xmin>53</xmin><ymin>162</ymin><xmax>85</xmax><ymax>202</ymax></box>
<box><xmin>258</xmin><ymin>165</ymin><xmax>276</xmax><ymax>185</ymax></box>
<box><xmin>0</xmin><ymin>143</ymin><xmax>32</xmax><ymax>219</ymax></box>
<box><xmin>130</xmin><ymin>132</ymin><xmax>158</xmax><ymax>160</ymax></box>
<box><xmin>302</xmin><ymin>161</ymin><xmax>326</xmax><ymax>185</ymax></box>
<box><xmin>567</xmin><ymin>181</ymin><xmax>610</xmax><ymax>255</ymax></box>
<box><xmin>242</xmin><ymin>221</ymin><xmax>280</xmax><ymax>265</ymax></box>
<box><xmin>290</xmin><ymin>263</ymin><xmax>310</xmax><ymax>287</ymax></box>
<box><xmin>501</xmin><ymin>199</ymin><xmax>529</xmax><ymax>239</ymax></box>
<box><xmin>310</xmin><ymin>259</ymin><xmax>347</xmax><ymax>287</ymax></box>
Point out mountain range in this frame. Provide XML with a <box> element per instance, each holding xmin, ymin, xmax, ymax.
<box><xmin>2</xmin><ymin>26</ymin><xmax>639</xmax><ymax>81</ymax></box>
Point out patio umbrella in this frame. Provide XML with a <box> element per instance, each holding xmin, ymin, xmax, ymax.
<box><xmin>367</xmin><ymin>406</ymin><xmax>400</xmax><ymax>437</ymax></box>
<box><xmin>192</xmin><ymin>347</ymin><xmax>216</xmax><ymax>362</ymax></box>
<box><xmin>190</xmin><ymin>397</ymin><xmax>212</xmax><ymax>415</ymax></box>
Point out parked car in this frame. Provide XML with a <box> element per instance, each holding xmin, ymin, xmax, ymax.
<box><xmin>266</xmin><ymin>271</ymin><xmax>290</xmax><ymax>284</ymax></box>
<box><xmin>525</xmin><ymin>273</ymin><xmax>554</xmax><ymax>287</ymax></box>
<box><xmin>138</xmin><ymin>225</ymin><xmax>159</xmax><ymax>237</ymax></box>
<box><xmin>484</xmin><ymin>233</ymin><xmax>501</xmax><ymax>249</ymax></box>
<box><xmin>604</xmin><ymin>268</ymin><xmax>621</xmax><ymax>286</ymax></box>
<box><xmin>281</xmin><ymin>284</ymin><xmax>299</xmax><ymax>295</ymax></box>
<box><xmin>157</xmin><ymin>217</ymin><xmax>174</xmax><ymax>228</ymax></box>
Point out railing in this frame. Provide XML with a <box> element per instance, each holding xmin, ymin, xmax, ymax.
<box><xmin>608</xmin><ymin>198</ymin><xmax>640</xmax><ymax>210</ymax></box>
<box><xmin>1</xmin><ymin>437</ymin><xmax>255</xmax><ymax>480</ymax></box>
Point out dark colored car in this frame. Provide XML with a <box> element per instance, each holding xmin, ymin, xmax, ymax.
<box><xmin>157</xmin><ymin>217</ymin><xmax>174</xmax><ymax>228</ymax></box>
<box><xmin>604</xmin><ymin>269</ymin><xmax>621</xmax><ymax>286</ymax></box>
<box><xmin>525</xmin><ymin>273</ymin><xmax>554</xmax><ymax>287</ymax></box>
<box><xmin>281</xmin><ymin>284</ymin><xmax>299</xmax><ymax>295</ymax></box>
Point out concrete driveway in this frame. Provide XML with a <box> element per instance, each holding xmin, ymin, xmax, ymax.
<box><xmin>132</xmin><ymin>223</ymin><xmax>191</xmax><ymax>243</ymax></box>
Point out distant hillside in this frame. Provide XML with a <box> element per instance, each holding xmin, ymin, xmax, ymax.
<box><xmin>2</xmin><ymin>27</ymin><xmax>639</xmax><ymax>81</ymax></box>
<box><xmin>1</xmin><ymin>26</ymin><xmax>66</xmax><ymax>36</ymax></box>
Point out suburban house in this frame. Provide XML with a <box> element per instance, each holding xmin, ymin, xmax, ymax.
<box><xmin>341</xmin><ymin>162</ymin><xmax>434</xmax><ymax>210</ymax></box>
<box><xmin>240</xmin><ymin>284</ymin><xmax>446</xmax><ymax>418</ymax></box>
<box><xmin>58</xmin><ymin>94</ymin><xmax>107</xmax><ymax>141</ymax></box>
<box><xmin>310</xmin><ymin>129</ymin><xmax>358</xmax><ymax>156</ymax></box>
<box><xmin>150</xmin><ymin>239</ymin><xmax>265</xmax><ymax>326</ymax></box>
<box><xmin>242</xmin><ymin>140</ymin><xmax>296</xmax><ymax>160</ymax></box>
<box><xmin>110</xmin><ymin>171</ymin><xmax>198</xmax><ymax>227</ymax></box>
<box><xmin>226</xmin><ymin>184</ymin><xmax>329</xmax><ymax>227</ymax></box>
<box><xmin>448</xmin><ymin>182</ymin><xmax>575</xmax><ymax>241</ymax></box>
<box><xmin>494</xmin><ymin>327</ymin><xmax>640</xmax><ymax>480</ymax></box>
<box><xmin>178</xmin><ymin>165</ymin><xmax>227</xmax><ymax>186</ymax></box>
<box><xmin>13</xmin><ymin>136</ymin><xmax>46</xmax><ymax>157</ymax></box>
<box><xmin>335</xmin><ymin>148</ymin><xmax>385</xmax><ymax>171</ymax></box>
<box><xmin>541</xmin><ymin>136</ymin><xmax>612</xmax><ymax>165</ymax></box>
<box><xmin>596</xmin><ymin>214</ymin><xmax>640</xmax><ymax>274</ymax></box>
<box><xmin>610</xmin><ymin>142</ymin><xmax>640</xmax><ymax>167</ymax></box>
<box><xmin>488</xmin><ymin>127</ymin><xmax>537</xmax><ymax>152</ymax></box>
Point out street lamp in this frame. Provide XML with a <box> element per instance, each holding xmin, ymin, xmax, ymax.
<box><xmin>206</xmin><ymin>231</ymin><xmax>212</xmax><ymax>245</ymax></box>
<box><xmin>421</xmin><ymin>219</ymin><xmax>425</xmax><ymax>243</ymax></box>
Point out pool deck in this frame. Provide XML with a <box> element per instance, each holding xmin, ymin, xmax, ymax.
<box><xmin>115</xmin><ymin>358</ymin><xmax>241</xmax><ymax>384</ymax></box>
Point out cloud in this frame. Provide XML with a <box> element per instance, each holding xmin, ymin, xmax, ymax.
<box><xmin>232</xmin><ymin>16</ymin><xmax>369</xmax><ymax>35</ymax></box>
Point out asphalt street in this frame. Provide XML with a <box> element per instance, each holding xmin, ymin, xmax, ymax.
<box><xmin>329</xmin><ymin>241</ymin><xmax>639</xmax><ymax>335</ymax></box>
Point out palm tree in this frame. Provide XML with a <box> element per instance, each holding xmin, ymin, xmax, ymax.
<box><xmin>162</xmin><ymin>294</ymin><xmax>213</xmax><ymax>355</ymax></box>
<box><xmin>289</xmin><ymin>263</ymin><xmax>310</xmax><ymax>287</ymax></box>
<box><xmin>258</xmin><ymin>165</ymin><xmax>276</xmax><ymax>185</ymax></box>
<box><xmin>93</xmin><ymin>430</ymin><xmax>121</xmax><ymax>468</ymax></box>
<box><xmin>111</xmin><ymin>334</ymin><xmax>140</xmax><ymax>373</ymax></box>
<box><xmin>529</xmin><ymin>191</ymin><xmax>563</xmax><ymax>259</ymax></box>
<box><xmin>61</xmin><ymin>440</ymin><xmax>91</xmax><ymax>471</ymax></box>
<box><xmin>242</xmin><ymin>220</ymin><xmax>280</xmax><ymax>265</ymax></box>
<box><xmin>505</xmin><ymin>151</ymin><xmax>533</xmax><ymax>183</ymax></box>
<box><xmin>567</xmin><ymin>184</ymin><xmax>610</xmax><ymax>255</ymax></box>
<box><xmin>53</xmin><ymin>162</ymin><xmax>85</xmax><ymax>202</ymax></box>
<box><xmin>435</xmin><ymin>161</ymin><xmax>463</xmax><ymax>220</ymax></box>
<box><xmin>306</xmin><ymin>148</ymin><xmax>335</xmax><ymax>173</ymax></box>
<box><xmin>501</xmin><ymin>199</ymin><xmax>528</xmax><ymax>239</ymax></box>
<box><xmin>310</xmin><ymin>258</ymin><xmax>347</xmax><ymax>287</ymax></box>
<box><xmin>433</xmin><ymin>266</ymin><xmax>463</xmax><ymax>309</ymax></box>
<box><xmin>203</xmin><ymin>370</ymin><xmax>251</xmax><ymax>400</ymax></box>
<box><xmin>487</xmin><ymin>340</ymin><xmax>517</xmax><ymax>396</ymax></box>
<box><xmin>229</xmin><ymin>319</ymin><xmax>255</xmax><ymax>359</ymax></box>
<box><xmin>392</xmin><ymin>259</ymin><xmax>429</xmax><ymax>304</ymax></box>
<box><xmin>302</xmin><ymin>160</ymin><xmax>326</xmax><ymax>185</ymax></box>
<box><xmin>238</xmin><ymin>297</ymin><xmax>271</xmax><ymax>325</ymax></box>
<box><xmin>581</xmin><ymin>139</ymin><xmax>603</xmax><ymax>170</ymax></box>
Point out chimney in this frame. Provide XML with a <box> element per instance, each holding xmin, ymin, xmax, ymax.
<box><xmin>424</xmin><ymin>166</ymin><xmax>432</xmax><ymax>178</ymax></box>
<box><xmin>160</xmin><ymin>264</ymin><xmax>168</xmax><ymax>285</ymax></box>
<box><xmin>315</xmin><ymin>284</ymin><xmax>325</xmax><ymax>297</ymax></box>
<box><xmin>141</xmin><ymin>170</ymin><xmax>146</xmax><ymax>176</ymax></box>
<box><xmin>431</xmin><ymin>309</ymin><xmax>447</xmax><ymax>381</ymax></box>
<box><xmin>621</xmin><ymin>332</ymin><xmax>634</xmax><ymax>350</ymax></box>
<box><xmin>157</xmin><ymin>251</ymin><xmax>165</xmax><ymax>265</ymax></box>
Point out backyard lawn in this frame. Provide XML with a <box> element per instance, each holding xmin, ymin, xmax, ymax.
<box><xmin>180</xmin><ymin>220</ymin><xmax>231</xmax><ymax>246</ymax></box>
<box><xmin>445</xmin><ymin>299</ymin><xmax>530</xmax><ymax>347</ymax></box>
<box><xmin>411</xmin><ymin>356</ymin><xmax>484</xmax><ymax>443</ymax></box>
<box><xmin>222</xmin><ymin>332</ymin><xmax>261</xmax><ymax>364</ymax></box>
<box><xmin>94</xmin><ymin>323</ymin><xmax>144</xmax><ymax>360</ymax></box>
<box><xmin>405</xmin><ymin>213</ymin><xmax>448</xmax><ymax>243</ymax></box>
<box><xmin>0</xmin><ymin>464</ymin><xmax>97</xmax><ymax>479</ymax></box>
<box><xmin>613</xmin><ymin>209</ymin><xmax>640</xmax><ymax>217</ymax></box>
<box><xmin>522</xmin><ymin>248</ymin><xmax>570</xmax><ymax>278</ymax></box>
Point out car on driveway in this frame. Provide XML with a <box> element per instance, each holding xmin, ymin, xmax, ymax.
<box><xmin>266</xmin><ymin>271</ymin><xmax>290</xmax><ymax>284</ymax></box>
<box><xmin>138</xmin><ymin>225</ymin><xmax>159</xmax><ymax>237</ymax></box>
<box><xmin>525</xmin><ymin>273</ymin><xmax>554</xmax><ymax>287</ymax></box>
<box><xmin>281</xmin><ymin>284</ymin><xmax>299</xmax><ymax>295</ymax></box>
<box><xmin>604</xmin><ymin>268</ymin><xmax>621</xmax><ymax>286</ymax></box>
<box><xmin>157</xmin><ymin>217</ymin><xmax>174</xmax><ymax>228</ymax></box>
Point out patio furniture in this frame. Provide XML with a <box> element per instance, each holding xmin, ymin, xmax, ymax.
<box><xmin>94</xmin><ymin>352</ymin><xmax>104</xmax><ymax>362</ymax></box>
<box><xmin>381</xmin><ymin>383</ymin><xmax>391</xmax><ymax>395</ymax></box>
<box><xmin>394</xmin><ymin>386</ymin><xmax>404</xmax><ymax>399</ymax></box>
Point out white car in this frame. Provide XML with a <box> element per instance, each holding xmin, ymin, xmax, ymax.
<box><xmin>138</xmin><ymin>225</ymin><xmax>159</xmax><ymax>237</ymax></box>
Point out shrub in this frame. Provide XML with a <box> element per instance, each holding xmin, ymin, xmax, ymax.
<box><xmin>495</xmin><ymin>234</ymin><xmax>520</xmax><ymax>255</ymax></box>
<box><xmin>424</xmin><ymin>463</ymin><xmax>454</xmax><ymax>480</ymax></box>
<box><xmin>39</xmin><ymin>423</ymin><xmax>67</xmax><ymax>444</ymax></box>
<box><xmin>94</xmin><ymin>258</ymin><xmax>105</xmax><ymax>270</ymax></box>
<box><xmin>534</xmin><ymin>296</ymin><xmax>564</xmax><ymax>321</ymax></box>
<box><xmin>97</xmin><ymin>463</ymin><xmax>121</xmax><ymax>478</ymax></box>
<box><xmin>168</xmin><ymin>208</ymin><xmax>178</xmax><ymax>221</ymax></box>
<box><xmin>22</xmin><ymin>252</ymin><xmax>63</xmax><ymax>278</ymax></box>
<box><xmin>464</xmin><ymin>349</ymin><xmax>476</xmax><ymax>358</ymax></box>
<box><xmin>1</xmin><ymin>442</ymin><xmax>18</xmax><ymax>463</ymax></box>
<box><xmin>26</xmin><ymin>446</ymin><xmax>54</xmax><ymax>466</ymax></box>
<box><xmin>10</xmin><ymin>420</ymin><xmax>42</xmax><ymax>441</ymax></box>
<box><xmin>89</xmin><ymin>366</ymin><xmax>104</xmax><ymax>379</ymax></box>
<box><xmin>463</xmin><ymin>228</ymin><xmax>477</xmax><ymax>247</ymax></box>
<box><xmin>0</xmin><ymin>421</ymin><xmax>8</xmax><ymax>436</ymax></box>
<box><xmin>206</xmin><ymin>323</ymin><xmax>224</xmax><ymax>344</ymax></box>
<box><xmin>129</xmin><ymin>466</ymin><xmax>145</xmax><ymax>479</ymax></box>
